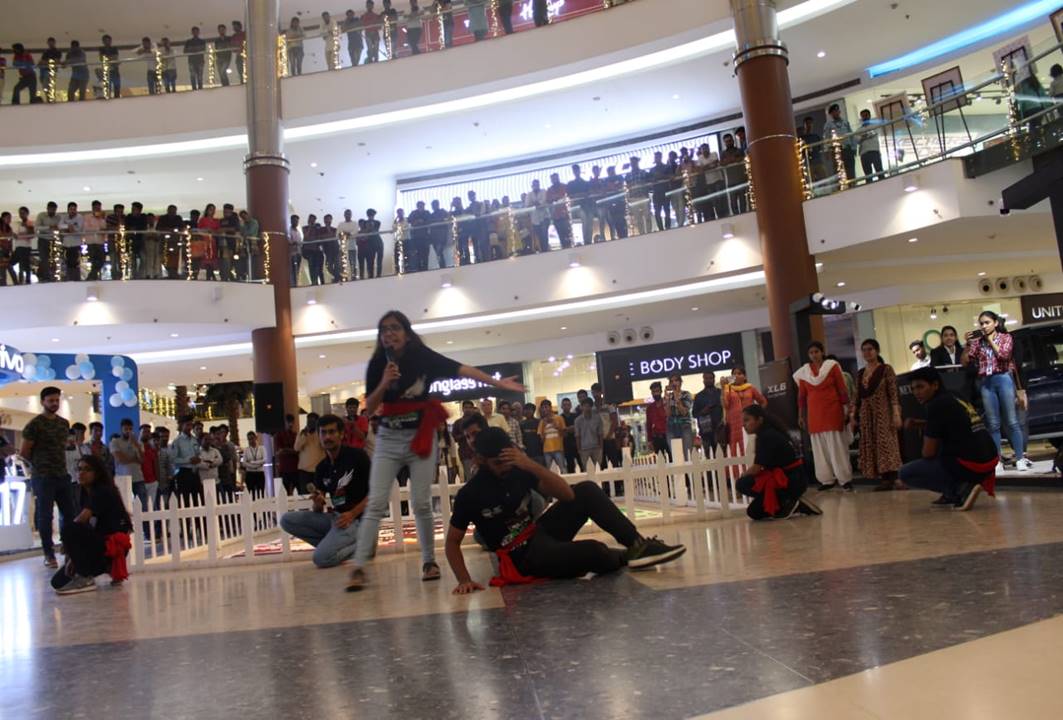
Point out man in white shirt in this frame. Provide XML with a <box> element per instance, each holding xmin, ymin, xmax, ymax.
<box><xmin>528</xmin><ymin>179</ymin><xmax>549</xmax><ymax>253</ymax></box>
<box><xmin>35</xmin><ymin>201</ymin><xmax>62</xmax><ymax>283</ymax></box>
<box><xmin>337</xmin><ymin>209</ymin><xmax>359</xmax><ymax>280</ymax></box>
<box><xmin>909</xmin><ymin>340</ymin><xmax>932</xmax><ymax>370</ymax></box>
<box><xmin>13</xmin><ymin>206</ymin><xmax>34</xmax><ymax>285</ymax></box>
<box><xmin>481</xmin><ymin>398</ymin><xmax>509</xmax><ymax>433</ymax></box>
<box><xmin>59</xmin><ymin>201</ymin><xmax>85</xmax><ymax>281</ymax></box>
<box><xmin>82</xmin><ymin>200</ymin><xmax>107</xmax><ymax>280</ymax></box>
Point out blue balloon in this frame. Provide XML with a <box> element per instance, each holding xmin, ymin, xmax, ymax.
<box><xmin>120</xmin><ymin>388</ymin><xmax>136</xmax><ymax>403</ymax></box>
<box><xmin>121</xmin><ymin>367</ymin><xmax>134</xmax><ymax>382</ymax></box>
<box><xmin>43</xmin><ymin>368</ymin><xmax>56</xmax><ymax>380</ymax></box>
<box><xmin>111</xmin><ymin>356</ymin><xmax>125</xmax><ymax>368</ymax></box>
<box><xmin>78</xmin><ymin>361</ymin><xmax>94</xmax><ymax>376</ymax></box>
<box><xmin>37</xmin><ymin>355</ymin><xmax>51</xmax><ymax>368</ymax></box>
<box><xmin>23</xmin><ymin>366</ymin><xmax>37</xmax><ymax>381</ymax></box>
<box><xmin>82</xmin><ymin>365</ymin><xmax>96</xmax><ymax>380</ymax></box>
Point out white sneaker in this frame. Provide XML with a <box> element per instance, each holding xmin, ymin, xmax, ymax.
<box><xmin>1016</xmin><ymin>458</ymin><xmax>1034</xmax><ymax>472</ymax></box>
<box><xmin>995</xmin><ymin>462</ymin><xmax>1005</xmax><ymax>475</ymax></box>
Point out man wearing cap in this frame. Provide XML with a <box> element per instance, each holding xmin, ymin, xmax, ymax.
<box><xmin>445</xmin><ymin>427</ymin><xmax>685</xmax><ymax>593</ymax></box>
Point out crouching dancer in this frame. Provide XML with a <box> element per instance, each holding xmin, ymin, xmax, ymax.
<box><xmin>445</xmin><ymin>427</ymin><xmax>685</xmax><ymax>594</ymax></box>
<box><xmin>899</xmin><ymin>367</ymin><xmax>998</xmax><ymax>511</ymax></box>
<box><xmin>280</xmin><ymin>414</ymin><xmax>371</xmax><ymax>567</ymax></box>
<box><xmin>52</xmin><ymin>454</ymin><xmax>133</xmax><ymax>595</ymax></box>
<box><xmin>736</xmin><ymin>404</ymin><xmax>822</xmax><ymax>520</ymax></box>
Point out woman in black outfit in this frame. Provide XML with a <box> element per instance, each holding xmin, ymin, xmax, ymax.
<box><xmin>52</xmin><ymin>454</ymin><xmax>132</xmax><ymax>595</ymax></box>
<box><xmin>736</xmin><ymin>405</ymin><xmax>822</xmax><ymax>521</ymax></box>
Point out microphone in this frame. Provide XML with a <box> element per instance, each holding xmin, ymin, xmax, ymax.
<box><xmin>384</xmin><ymin>347</ymin><xmax>398</xmax><ymax>388</ymax></box>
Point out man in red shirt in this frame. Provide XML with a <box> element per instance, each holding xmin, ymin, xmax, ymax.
<box><xmin>545</xmin><ymin>172</ymin><xmax>573</xmax><ymax>249</ymax></box>
<box><xmin>343</xmin><ymin>398</ymin><xmax>369</xmax><ymax>449</ymax></box>
<box><xmin>11</xmin><ymin>43</ymin><xmax>36</xmax><ymax>104</ymax></box>
<box><xmin>139</xmin><ymin>424</ymin><xmax>159</xmax><ymax>510</ymax></box>
<box><xmin>273</xmin><ymin>413</ymin><xmax>300</xmax><ymax>495</ymax></box>
<box><xmin>362</xmin><ymin>0</ymin><xmax>382</xmax><ymax>63</ymax></box>
<box><xmin>645</xmin><ymin>381</ymin><xmax>671</xmax><ymax>461</ymax></box>
<box><xmin>231</xmin><ymin>21</ymin><xmax>247</xmax><ymax>83</ymax></box>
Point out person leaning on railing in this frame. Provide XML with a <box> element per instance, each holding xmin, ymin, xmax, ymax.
<box><xmin>184</xmin><ymin>26</ymin><xmax>206</xmax><ymax>90</ymax></box>
<box><xmin>64</xmin><ymin>40</ymin><xmax>90</xmax><ymax>101</ymax></box>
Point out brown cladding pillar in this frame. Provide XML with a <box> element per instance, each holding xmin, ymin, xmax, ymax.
<box><xmin>730</xmin><ymin>0</ymin><xmax>820</xmax><ymax>363</ymax></box>
<box><xmin>246</xmin><ymin>0</ymin><xmax>299</xmax><ymax>420</ymax></box>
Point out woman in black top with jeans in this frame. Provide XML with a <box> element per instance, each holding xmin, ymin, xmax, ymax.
<box><xmin>736</xmin><ymin>405</ymin><xmax>821</xmax><ymax>521</ymax></box>
<box><xmin>52</xmin><ymin>453</ymin><xmax>132</xmax><ymax>595</ymax></box>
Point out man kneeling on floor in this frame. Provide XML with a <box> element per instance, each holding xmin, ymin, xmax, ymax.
<box><xmin>280</xmin><ymin>414</ymin><xmax>371</xmax><ymax>567</ymax></box>
<box><xmin>899</xmin><ymin>367</ymin><xmax>998</xmax><ymax>511</ymax></box>
<box><xmin>446</xmin><ymin>427</ymin><xmax>685</xmax><ymax>594</ymax></box>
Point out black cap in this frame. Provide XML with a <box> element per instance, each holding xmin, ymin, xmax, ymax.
<box><xmin>473</xmin><ymin>427</ymin><xmax>512</xmax><ymax>459</ymax></box>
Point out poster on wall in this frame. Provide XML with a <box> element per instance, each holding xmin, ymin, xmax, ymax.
<box><xmin>874</xmin><ymin>92</ymin><xmax>913</xmax><ymax>122</ymax></box>
<box><xmin>428</xmin><ymin>362</ymin><xmax>525</xmax><ymax>403</ymax></box>
<box><xmin>597</xmin><ymin>334</ymin><xmax>744</xmax><ymax>404</ymax></box>
<box><xmin>758</xmin><ymin>359</ymin><xmax>798</xmax><ymax>431</ymax></box>
<box><xmin>920</xmin><ymin>68</ymin><xmax>967</xmax><ymax>113</ymax></box>
<box><xmin>993</xmin><ymin>35</ymin><xmax>1033</xmax><ymax>83</ymax></box>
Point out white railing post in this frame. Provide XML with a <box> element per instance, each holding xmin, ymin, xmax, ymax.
<box><xmin>669</xmin><ymin>438</ymin><xmax>689</xmax><ymax>506</ymax></box>
<box><xmin>437</xmin><ymin>465</ymin><xmax>452</xmax><ymax>533</ymax></box>
<box><xmin>275</xmin><ymin>476</ymin><xmax>291</xmax><ymax>559</ymax></box>
<box><xmin>692</xmin><ymin>447</ymin><xmax>706</xmax><ymax>517</ymax></box>
<box><xmin>719</xmin><ymin>444</ymin><xmax>733</xmax><ymax>517</ymax></box>
<box><xmin>168</xmin><ymin>494</ymin><xmax>181</xmax><ymax>567</ymax></box>
<box><xmin>118</xmin><ymin>475</ymin><xmax>145</xmax><ymax>569</ymax></box>
<box><xmin>241</xmin><ymin>489</ymin><xmax>254</xmax><ymax>561</ymax></box>
<box><xmin>622</xmin><ymin>447</ymin><xmax>635</xmax><ymax>523</ymax></box>
<box><xmin>204</xmin><ymin>484</ymin><xmax>219</xmax><ymax>562</ymax></box>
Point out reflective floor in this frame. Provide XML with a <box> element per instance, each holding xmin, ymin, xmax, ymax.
<box><xmin>5</xmin><ymin>489</ymin><xmax>1063</xmax><ymax>719</ymax></box>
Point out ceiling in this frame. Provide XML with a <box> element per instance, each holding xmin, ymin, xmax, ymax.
<box><xmin>0</xmin><ymin>0</ymin><xmax>1035</xmax><ymax>220</ymax></box>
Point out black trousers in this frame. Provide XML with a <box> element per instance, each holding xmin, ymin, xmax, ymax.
<box><xmin>533</xmin><ymin>0</ymin><xmax>549</xmax><ymax>26</ymax></box>
<box><xmin>653</xmin><ymin>192</ymin><xmax>671</xmax><ymax>230</ymax></box>
<box><xmin>174</xmin><ymin>467</ymin><xmax>203</xmax><ymax>504</ymax></box>
<box><xmin>499</xmin><ymin>1</ymin><xmax>514</xmax><ymax>33</ymax></box>
<box><xmin>601</xmin><ymin>438</ymin><xmax>622</xmax><ymax>469</ymax></box>
<box><xmin>65</xmin><ymin>247</ymin><xmax>81</xmax><ymax>280</ymax></box>
<box><xmin>305</xmin><ymin>250</ymin><xmax>325</xmax><ymax>285</ymax></box>
<box><xmin>11</xmin><ymin>74</ymin><xmax>37</xmax><ymax>104</ymax></box>
<box><xmin>651</xmin><ymin>435</ymin><xmax>672</xmax><ymax>462</ymax></box>
<box><xmin>12</xmin><ymin>246</ymin><xmax>31</xmax><ymax>284</ymax></box>
<box><xmin>85</xmin><ymin>244</ymin><xmax>105</xmax><ymax>280</ymax></box>
<box><xmin>51</xmin><ymin>522</ymin><xmax>109</xmax><ymax>588</ymax></box>
<box><xmin>32</xmin><ymin>475</ymin><xmax>77</xmax><ymax>558</ymax></box>
<box><xmin>515</xmin><ymin>481</ymin><xmax>638</xmax><ymax>579</ymax></box>
<box><xmin>861</xmin><ymin>151</ymin><xmax>883</xmax><ymax>182</ymax></box>
<box><xmin>736</xmin><ymin>470</ymin><xmax>807</xmax><ymax>521</ymax></box>
<box><xmin>298</xmin><ymin>470</ymin><xmax>315</xmax><ymax>494</ymax></box>
<box><xmin>564</xmin><ymin>439</ymin><xmax>582</xmax><ymax>474</ymax></box>
<box><xmin>244</xmin><ymin>471</ymin><xmax>265</xmax><ymax>494</ymax></box>
<box><xmin>36</xmin><ymin>237</ymin><xmax>54</xmax><ymax>282</ymax></box>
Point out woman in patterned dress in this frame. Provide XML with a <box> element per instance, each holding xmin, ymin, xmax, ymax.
<box><xmin>853</xmin><ymin>339</ymin><xmax>903</xmax><ymax>491</ymax></box>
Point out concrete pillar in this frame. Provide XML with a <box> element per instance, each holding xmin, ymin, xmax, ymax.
<box><xmin>246</xmin><ymin>0</ymin><xmax>299</xmax><ymax>421</ymax></box>
<box><xmin>730</xmin><ymin>0</ymin><xmax>820</xmax><ymax>363</ymax></box>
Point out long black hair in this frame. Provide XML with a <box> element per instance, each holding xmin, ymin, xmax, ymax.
<box><xmin>77</xmin><ymin>453</ymin><xmax>133</xmax><ymax>526</ymax></box>
<box><xmin>978</xmin><ymin>310</ymin><xmax>1006</xmax><ymax>337</ymax></box>
<box><xmin>369</xmin><ymin>310</ymin><xmax>425</xmax><ymax>366</ymax></box>
<box><xmin>742</xmin><ymin>404</ymin><xmax>800</xmax><ymax>452</ymax></box>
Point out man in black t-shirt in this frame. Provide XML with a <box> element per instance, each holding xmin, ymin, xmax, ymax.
<box><xmin>900</xmin><ymin>367</ymin><xmax>999</xmax><ymax>511</ymax></box>
<box><xmin>520</xmin><ymin>403</ymin><xmax>545</xmax><ymax>467</ymax></box>
<box><xmin>279</xmin><ymin>414</ymin><xmax>371</xmax><ymax>567</ymax></box>
<box><xmin>445</xmin><ymin>428</ymin><xmax>685</xmax><ymax>593</ymax></box>
<box><xmin>559</xmin><ymin>397</ymin><xmax>581</xmax><ymax>473</ymax></box>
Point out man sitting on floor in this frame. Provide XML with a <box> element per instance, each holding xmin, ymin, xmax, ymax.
<box><xmin>280</xmin><ymin>414</ymin><xmax>371</xmax><ymax>567</ymax></box>
<box><xmin>899</xmin><ymin>367</ymin><xmax>999</xmax><ymax>511</ymax></box>
<box><xmin>445</xmin><ymin>427</ymin><xmax>685</xmax><ymax>594</ymax></box>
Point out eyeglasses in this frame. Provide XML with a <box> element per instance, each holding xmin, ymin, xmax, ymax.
<box><xmin>380</xmin><ymin>323</ymin><xmax>404</xmax><ymax>333</ymax></box>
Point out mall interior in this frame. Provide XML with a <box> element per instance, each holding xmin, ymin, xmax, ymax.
<box><xmin>2</xmin><ymin>0</ymin><xmax>1063</xmax><ymax>717</ymax></box>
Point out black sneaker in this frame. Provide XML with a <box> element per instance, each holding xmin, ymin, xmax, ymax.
<box><xmin>626</xmin><ymin>536</ymin><xmax>686</xmax><ymax>569</ymax></box>
<box><xmin>931</xmin><ymin>495</ymin><xmax>954</xmax><ymax>507</ymax></box>
<box><xmin>345</xmin><ymin>568</ymin><xmax>367</xmax><ymax>592</ymax></box>
<box><xmin>775</xmin><ymin>498</ymin><xmax>801</xmax><ymax>519</ymax></box>
<box><xmin>43</xmin><ymin>556</ymin><xmax>58</xmax><ymax>569</ymax></box>
<box><xmin>797</xmin><ymin>496</ymin><xmax>823</xmax><ymax>515</ymax></box>
<box><xmin>817</xmin><ymin>482</ymin><xmax>836</xmax><ymax>492</ymax></box>
<box><xmin>841</xmin><ymin>483</ymin><xmax>855</xmax><ymax>493</ymax></box>
<box><xmin>955</xmin><ymin>483</ymin><xmax>981</xmax><ymax>512</ymax></box>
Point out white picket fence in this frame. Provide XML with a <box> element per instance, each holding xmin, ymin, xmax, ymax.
<box><xmin>116</xmin><ymin>438</ymin><xmax>752</xmax><ymax>573</ymax></box>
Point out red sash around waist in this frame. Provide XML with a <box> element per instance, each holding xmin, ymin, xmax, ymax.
<box><xmin>379</xmin><ymin>399</ymin><xmax>449</xmax><ymax>458</ymax></box>
<box><xmin>752</xmin><ymin>460</ymin><xmax>804</xmax><ymax>517</ymax></box>
<box><xmin>489</xmin><ymin>522</ymin><xmax>543</xmax><ymax>588</ymax></box>
<box><xmin>104</xmin><ymin>532</ymin><xmax>132</xmax><ymax>582</ymax></box>
<box><xmin>957</xmin><ymin>456</ymin><xmax>999</xmax><ymax>497</ymax></box>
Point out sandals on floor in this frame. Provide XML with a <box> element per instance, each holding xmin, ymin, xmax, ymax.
<box><xmin>422</xmin><ymin>562</ymin><xmax>441</xmax><ymax>582</ymax></box>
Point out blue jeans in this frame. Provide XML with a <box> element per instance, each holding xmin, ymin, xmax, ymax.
<box><xmin>31</xmin><ymin>474</ymin><xmax>77</xmax><ymax>558</ymax></box>
<box><xmin>544</xmin><ymin>450</ymin><xmax>565</xmax><ymax>472</ymax></box>
<box><xmin>979</xmin><ymin>373</ymin><xmax>1025</xmax><ymax>459</ymax></box>
<box><xmin>353</xmin><ymin>427</ymin><xmax>437</xmax><ymax>567</ymax></box>
<box><xmin>280</xmin><ymin>510</ymin><xmax>360</xmax><ymax>568</ymax></box>
<box><xmin>667</xmin><ymin>421</ymin><xmax>694</xmax><ymax>459</ymax></box>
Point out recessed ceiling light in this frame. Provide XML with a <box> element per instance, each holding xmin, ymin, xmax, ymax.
<box><xmin>318</xmin><ymin>354</ymin><xmax>326</xmax><ymax>359</ymax></box>
<box><xmin>817</xmin><ymin>50</ymin><xmax>826</xmax><ymax>58</ymax></box>
<box><xmin>196</xmin><ymin>177</ymin><xmax>204</xmax><ymax>182</ymax></box>
<box><xmin>977</xmin><ymin>271</ymin><xmax>986</xmax><ymax>276</ymax></box>
<box><xmin>51</xmin><ymin>337</ymin><xmax>60</xmax><ymax>342</ymax></box>
<box><xmin>548</xmin><ymin>356</ymin><xmax>556</xmax><ymax>363</ymax></box>
<box><xmin>566</xmin><ymin>354</ymin><xmax>573</xmax><ymax>360</ymax></box>
<box><xmin>310</xmin><ymin>162</ymin><xmax>318</xmax><ymax>168</ymax></box>
<box><xmin>691</xmin><ymin>306</ymin><xmax>699</xmax><ymax>311</ymax></box>
<box><xmin>836</xmin><ymin>281</ymin><xmax>846</xmax><ymax>287</ymax></box>
<box><xmin>560</xmin><ymin>326</ymin><xmax>567</xmax><ymax>331</ymax></box>
<box><xmin>199</xmin><ymin>366</ymin><xmax>207</xmax><ymax>370</ymax></box>
<box><xmin>908</xmin><ymin>237</ymin><xmax>918</xmax><ymax>243</ymax></box>
<box><xmin>672</xmin><ymin>94</ymin><xmax>680</xmax><ymax>100</ymax></box>
<box><xmin>446</xmin><ymin>340</ymin><xmax>453</xmax><ymax>344</ymax></box>
<box><xmin>170</xmin><ymin>332</ymin><xmax>179</xmax><ymax>338</ymax></box>
<box><xmin>82</xmin><ymin>185</ymin><xmax>91</xmax><ymax>192</ymax></box>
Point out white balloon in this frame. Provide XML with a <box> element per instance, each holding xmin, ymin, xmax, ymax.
<box><xmin>112</xmin><ymin>367</ymin><xmax>124</xmax><ymax>378</ymax></box>
<box><xmin>82</xmin><ymin>366</ymin><xmax>96</xmax><ymax>380</ymax></box>
<box><xmin>115</xmin><ymin>380</ymin><xmax>129</xmax><ymax>392</ymax></box>
<box><xmin>124</xmin><ymin>396</ymin><xmax>138</xmax><ymax>407</ymax></box>
<box><xmin>75</xmin><ymin>353</ymin><xmax>90</xmax><ymax>364</ymax></box>
<box><xmin>22</xmin><ymin>353</ymin><xmax>37</xmax><ymax>366</ymax></box>
<box><xmin>65</xmin><ymin>365</ymin><xmax>80</xmax><ymax>380</ymax></box>
<box><xmin>108</xmin><ymin>393</ymin><xmax>122</xmax><ymax>408</ymax></box>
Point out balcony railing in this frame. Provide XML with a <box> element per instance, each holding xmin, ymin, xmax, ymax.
<box><xmin>1</xmin><ymin>0</ymin><xmax>635</xmax><ymax>106</ymax></box>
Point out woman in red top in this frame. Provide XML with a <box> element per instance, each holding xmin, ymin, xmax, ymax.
<box><xmin>722</xmin><ymin>366</ymin><xmax>766</xmax><ymax>457</ymax></box>
<box><xmin>794</xmin><ymin>341</ymin><xmax>852</xmax><ymax>491</ymax></box>
<box><xmin>195</xmin><ymin>204</ymin><xmax>221</xmax><ymax>280</ymax></box>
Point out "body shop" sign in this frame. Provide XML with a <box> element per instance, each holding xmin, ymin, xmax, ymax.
<box><xmin>598</xmin><ymin>334</ymin><xmax>744</xmax><ymax>403</ymax></box>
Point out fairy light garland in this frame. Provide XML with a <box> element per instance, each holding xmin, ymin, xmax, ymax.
<box><xmin>331</xmin><ymin>22</ymin><xmax>342</xmax><ymax>69</ymax></box>
<box><xmin>383</xmin><ymin>15</ymin><xmax>394</xmax><ymax>61</ymax></box>
<box><xmin>183</xmin><ymin>226</ymin><xmax>193</xmax><ymax>280</ymax></box>
<box><xmin>437</xmin><ymin>6</ymin><xmax>446</xmax><ymax>51</ymax></box>
<box><xmin>47</xmin><ymin>60</ymin><xmax>57</xmax><ymax>102</ymax></box>
<box><xmin>241</xmin><ymin>40</ymin><xmax>248</xmax><ymax>81</ymax></box>
<box><xmin>50</xmin><ymin>229</ymin><xmax>62</xmax><ymax>279</ymax></box>
<box><xmin>830</xmin><ymin>130</ymin><xmax>849</xmax><ymax>190</ymax></box>
<box><xmin>153</xmin><ymin>48</ymin><xmax>164</xmax><ymax>94</ymax></box>
<box><xmin>340</xmin><ymin>231</ymin><xmax>351</xmax><ymax>280</ymax></box>
<box><xmin>489</xmin><ymin>0</ymin><xmax>501</xmax><ymax>37</ymax></box>
<box><xmin>119</xmin><ymin>224</ymin><xmax>130</xmax><ymax>280</ymax></box>
<box><xmin>207</xmin><ymin>41</ymin><xmax>218</xmax><ymax>87</ymax></box>
<box><xmin>277</xmin><ymin>34</ymin><xmax>289</xmax><ymax>78</ymax></box>
<box><xmin>450</xmin><ymin>213</ymin><xmax>460</xmax><ymax>267</ymax></box>
<box><xmin>743</xmin><ymin>153</ymin><xmax>757</xmax><ymax>211</ymax></box>
<box><xmin>682</xmin><ymin>164</ymin><xmax>696</xmax><ymax>225</ymax></box>
<box><xmin>394</xmin><ymin>215</ymin><xmax>407</xmax><ymax>274</ymax></box>
<box><xmin>262</xmin><ymin>232</ymin><xmax>272</xmax><ymax>283</ymax></box>
<box><xmin>623</xmin><ymin>178</ymin><xmax>636</xmax><ymax>237</ymax></box>
<box><xmin>506</xmin><ymin>206</ymin><xmax>519</xmax><ymax>256</ymax></box>
<box><xmin>102</xmin><ymin>57</ymin><xmax>112</xmax><ymax>100</ymax></box>
<box><xmin>1000</xmin><ymin>59</ymin><xmax>1022</xmax><ymax>162</ymax></box>
<box><xmin>795</xmin><ymin>138</ymin><xmax>813</xmax><ymax>201</ymax></box>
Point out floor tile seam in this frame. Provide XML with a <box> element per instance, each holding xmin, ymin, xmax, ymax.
<box><xmin>716</xmin><ymin>625</ymin><xmax>816</xmax><ymax>686</ymax></box>
<box><xmin>497</xmin><ymin>611</ymin><xmax>548</xmax><ymax>720</ymax></box>
<box><xmin>635</xmin><ymin>537</ymin><xmax>1063</xmax><ymax>594</ymax></box>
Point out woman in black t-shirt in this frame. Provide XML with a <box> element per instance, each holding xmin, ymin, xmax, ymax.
<box><xmin>347</xmin><ymin>310</ymin><xmax>525</xmax><ymax>590</ymax></box>
<box><xmin>736</xmin><ymin>405</ymin><xmax>820</xmax><ymax>521</ymax></box>
<box><xmin>51</xmin><ymin>453</ymin><xmax>132</xmax><ymax>595</ymax></box>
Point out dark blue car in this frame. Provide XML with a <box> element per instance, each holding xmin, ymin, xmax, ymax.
<box><xmin>1015</xmin><ymin>322</ymin><xmax>1063</xmax><ymax>449</ymax></box>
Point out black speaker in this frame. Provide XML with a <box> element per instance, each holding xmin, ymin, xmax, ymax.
<box><xmin>254</xmin><ymin>382</ymin><xmax>285</xmax><ymax>434</ymax></box>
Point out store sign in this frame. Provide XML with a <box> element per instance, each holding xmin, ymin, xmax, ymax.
<box><xmin>428</xmin><ymin>362</ymin><xmax>524</xmax><ymax>403</ymax></box>
<box><xmin>0</xmin><ymin>344</ymin><xmax>24</xmax><ymax>385</ymax></box>
<box><xmin>598</xmin><ymin>334</ymin><xmax>743</xmax><ymax>403</ymax></box>
<box><xmin>759</xmin><ymin>359</ymin><xmax>798</xmax><ymax>430</ymax></box>
<box><xmin>1021</xmin><ymin>293</ymin><xmax>1063</xmax><ymax>325</ymax></box>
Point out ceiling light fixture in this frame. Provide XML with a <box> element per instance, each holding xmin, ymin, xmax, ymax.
<box><xmin>310</xmin><ymin>162</ymin><xmax>318</xmax><ymax>168</ymax></box>
<box><xmin>721</xmin><ymin>223</ymin><xmax>735</xmax><ymax>239</ymax></box>
<box><xmin>560</xmin><ymin>326</ymin><xmax>567</xmax><ymax>331</ymax></box>
<box><xmin>440</xmin><ymin>274</ymin><xmax>453</xmax><ymax>288</ymax></box>
<box><xmin>903</xmin><ymin>175</ymin><xmax>920</xmax><ymax>193</ymax></box>
<box><xmin>691</xmin><ymin>306</ymin><xmax>699</xmax><ymax>311</ymax></box>
<box><xmin>930</xmin><ymin>308</ymin><xmax>938</xmax><ymax>320</ymax></box>
<box><xmin>817</xmin><ymin>50</ymin><xmax>826</xmax><ymax>58</ymax></box>
<box><xmin>170</xmin><ymin>332</ymin><xmax>180</xmax><ymax>338</ymax></box>
<box><xmin>908</xmin><ymin>237</ymin><xmax>918</xmax><ymax>243</ymax></box>
<box><xmin>836</xmin><ymin>281</ymin><xmax>846</xmax><ymax>287</ymax></box>
<box><xmin>815</xmin><ymin>262</ymin><xmax>824</xmax><ymax>270</ymax></box>
<box><xmin>51</xmin><ymin>337</ymin><xmax>60</xmax><ymax>343</ymax></box>
<box><xmin>196</xmin><ymin>177</ymin><xmax>204</xmax><ymax>182</ymax></box>
<box><xmin>85</xmin><ymin>285</ymin><xmax>99</xmax><ymax>303</ymax></box>
<box><xmin>548</xmin><ymin>356</ymin><xmax>556</xmax><ymax>363</ymax></box>
<box><xmin>200</xmin><ymin>366</ymin><xmax>207</xmax><ymax>371</ymax></box>
<box><xmin>319</xmin><ymin>354</ymin><xmax>326</xmax><ymax>359</ymax></box>
<box><xmin>672</xmin><ymin>94</ymin><xmax>680</xmax><ymax>100</ymax></box>
<box><xmin>977</xmin><ymin>271</ymin><xmax>987</xmax><ymax>277</ymax></box>
<box><xmin>568</xmin><ymin>254</ymin><xmax>582</xmax><ymax>269</ymax></box>
<box><xmin>82</xmin><ymin>185</ymin><xmax>92</xmax><ymax>192</ymax></box>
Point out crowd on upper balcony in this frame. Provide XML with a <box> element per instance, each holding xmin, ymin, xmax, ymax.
<box><xmin>0</xmin><ymin>0</ymin><xmax>580</xmax><ymax>104</ymax></box>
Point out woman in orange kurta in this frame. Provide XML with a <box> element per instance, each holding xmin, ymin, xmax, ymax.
<box><xmin>723</xmin><ymin>366</ymin><xmax>767</xmax><ymax>456</ymax></box>
<box><xmin>794</xmin><ymin>341</ymin><xmax>852</xmax><ymax>491</ymax></box>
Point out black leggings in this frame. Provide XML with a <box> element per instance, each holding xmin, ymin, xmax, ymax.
<box><xmin>516</xmin><ymin>481</ymin><xmax>639</xmax><ymax>579</ymax></box>
<box><xmin>50</xmin><ymin>522</ymin><xmax>108</xmax><ymax>588</ymax></box>
<box><xmin>736</xmin><ymin>470</ymin><xmax>807</xmax><ymax>520</ymax></box>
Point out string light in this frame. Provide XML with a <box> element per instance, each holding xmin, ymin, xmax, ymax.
<box><xmin>206</xmin><ymin>41</ymin><xmax>218</xmax><ymax>87</ymax></box>
<box><xmin>682</xmin><ymin>163</ymin><xmax>696</xmax><ymax>225</ymax></box>
<box><xmin>437</xmin><ymin>5</ymin><xmax>446</xmax><ymax>51</ymax></box>
<box><xmin>489</xmin><ymin>0</ymin><xmax>501</xmax><ymax>37</ymax></box>
<box><xmin>47</xmin><ymin>60</ymin><xmax>57</xmax><ymax>102</ymax></box>
<box><xmin>50</xmin><ymin>229</ymin><xmax>62</xmax><ymax>280</ymax></box>
<box><xmin>277</xmin><ymin>34</ymin><xmax>289</xmax><ymax>78</ymax></box>
<box><xmin>383</xmin><ymin>14</ymin><xmax>394</xmax><ymax>61</ymax></box>
<box><xmin>153</xmin><ymin>48</ymin><xmax>164</xmax><ymax>95</ymax></box>
<box><xmin>394</xmin><ymin>214</ymin><xmax>407</xmax><ymax>274</ymax></box>
<box><xmin>450</xmin><ymin>213</ymin><xmax>460</xmax><ymax>267</ymax></box>
<box><xmin>623</xmin><ymin>178</ymin><xmax>636</xmax><ymax>237</ymax></box>
<box><xmin>340</xmin><ymin>231</ymin><xmax>351</xmax><ymax>281</ymax></box>
<box><xmin>183</xmin><ymin>226</ymin><xmax>193</xmax><ymax>281</ymax></box>
<box><xmin>262</xmin><ymin>231</ymin><xmax>272</xmax><ymax>283</ymax></box>
<box><xmin>506</xmin><ymin>205</ymin><xmax>519</xmax><ymax>256</ymax></box>
<box><xmin>795</xmin><ymin>138</ymin><xmax>813</xmax><ymax>201</ymax></box>
<box><xmin>117</xmin><ymin>223</ymin><xmax>129</xmax><ymax>280</ymax></box>
<box><xmin>331</xmin><ymin>22</ymin><xmax>342</xmax><ymax>69</ymax></box>
<box><xmin>830</xmin><ymin>130</ymin><xmax>849</xmax><ymax>191</ymax></box>
<box><xmin>241</xmin><ymin>40</ymin><xmax>248</xmax><ymax>81</ymax></box>
<box><xmin>743</xmin><ymin>153</ymin><xmax>757</xmax><ymax>211</ymax></box>
<box><xmin>1000</xmin><ymin>59</ymin><xmax>1022</xmax><ymax>162</ymax></box>
<box><xmin>102</xmin><ymin>57</ymin><xmax>112</xmax><ymax>100</ymax></box>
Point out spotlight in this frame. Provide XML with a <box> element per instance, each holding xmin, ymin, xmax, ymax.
<box><xmin>930</xmin><ymin>308</ymin><xmax>937</xmax><ymax>320</ymax></box>
<box><xmin>568</xmin><ymin>254</ymin><xmax>582</xmax><ymax>269</ymax></box>
<box><xmin>903</xmin><ymin>175</ymin><xmax>919</xmax><ymax>193</ymax></box>
<box><xmin>720</xmin><ymin>223</ymin><xmax>735</xmax><ymax>239</ymax></box>
<box><xmin>440</xmin><ymin>274</ymin><xmax>453</xmax><ymax>288</ymax></box>
<box><xmin>85</xmin><ymin>285</ymin><xmax>99</xmax><ymax>303</ymax></box>
<box><xmin>846</xmin><ymin>302</ymin><xmax>862</xmax><ymax>312</ymax></box>
<box><xmin>811</xmin><ymin>292</ymin><xmax>824</xmax><ymax>303</ymax></box>
<box><xmin>306</xmin><ymin>291</ymin><xmax>318</xmax><ymax>305</ymax></box>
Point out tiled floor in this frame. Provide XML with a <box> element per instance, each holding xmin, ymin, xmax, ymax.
<box><xmin>5</xmin><ymin>489</ymin><xmax>1063</xmax><ymax>719</ymax></box>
